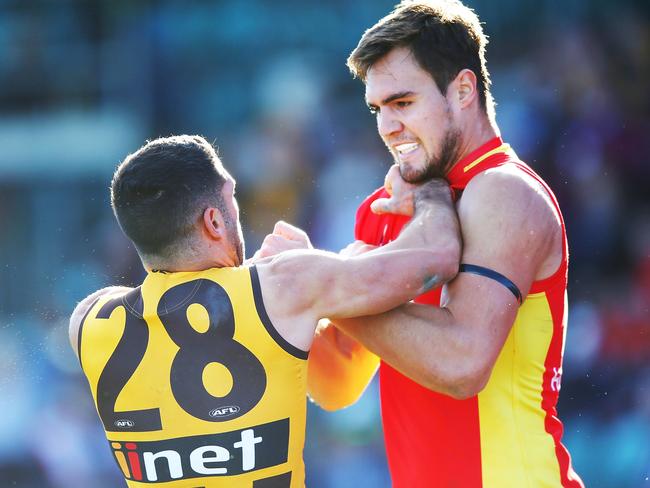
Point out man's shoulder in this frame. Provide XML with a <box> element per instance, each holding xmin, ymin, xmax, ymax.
<box><xmin>69</xmin><ymin>286</ymin><xmax>134</xmax><ymax>358</ymax></box>
<box><xmin>459</xmin><ymin>162</ymin><xmax>563</xmax><ymax>264</ymax></box>
<box><xmin>71</xmin><ymin>286</ymin><xmax>133</xmax><ymax>318</ymax></box>
<box><xmin>463</xmin><ymin>162</ymin><xmax>557</xmax><ymax>212</ymax></box>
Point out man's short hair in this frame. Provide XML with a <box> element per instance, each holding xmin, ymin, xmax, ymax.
<box><xmin>111</xmin><ymin>135</ymin><xmax>228</xmax><ymax>260</ymax></box>
<box><xmin>347</xmin><ymin>0</ymin><xmax>493</xmax><ymax>115</ymax></box>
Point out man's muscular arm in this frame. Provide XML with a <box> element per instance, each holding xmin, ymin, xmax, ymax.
<box><xmin>256</xmin><ymin>175</ymin><xmax>461</xmax><ymax>351</ymax></box>
<box><xmin>306</xmin><ymin>241</ymin><xmax>380</xmax><ymax>411</ymax></box>
<box><xmin>334</xmin><ymin>167</ymin><xmax>562</xmax><ymax>399</ymax></box>
<box><xmin>307</xmin><ymin>167</ymin><xmax>462</xmax><ymax>409</ymax></box>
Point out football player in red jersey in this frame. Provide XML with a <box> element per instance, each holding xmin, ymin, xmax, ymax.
<box><xmin>304</xmin><ymin>1</ymin><xmax>585</xmax><ymax>487</ymax></box>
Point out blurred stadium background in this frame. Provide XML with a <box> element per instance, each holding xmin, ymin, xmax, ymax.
<box><xmin>1</xmin><ymin>0</ymin><xmax>649</xmax><ymax>486</ymax></box>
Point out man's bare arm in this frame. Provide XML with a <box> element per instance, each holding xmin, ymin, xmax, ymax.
<box><xmin>69</xmin><ymin>286</ymin><xmax>133</xmax><ymax>360</ymax></box>
<box><xmin>334</xmin><ymin>167</ymin><xmax>562</xmax><ymax>399</ymax></box>
<box><xmin>257</xmin><ymin>177</ymin><xmax>461</xmax><ymax>350</ymax></box>
<box><xmin>307</xmin><ymin>321</ymin><xmax>380</xmax><ymax>410</ymax></box>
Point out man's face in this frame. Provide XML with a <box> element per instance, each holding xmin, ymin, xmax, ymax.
<box><xmin>365</xmin><ymin>47</ymin><xmax>461</xmax><ymax>182</ymax></box>
<box><xmin>220</xmin><ymin>177</ymin><xmax>245</xmax><ymax>266</ymax></box>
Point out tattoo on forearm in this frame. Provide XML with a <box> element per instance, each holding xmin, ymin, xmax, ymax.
<box><xmin>422</xmin><ymin>274</ymin><xmax>441</xmax><ymax>293</ymax></box>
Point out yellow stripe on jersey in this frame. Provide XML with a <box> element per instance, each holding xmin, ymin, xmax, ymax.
<box><xmin>478</xmin><ymin>292</ymin><xmax>562</xmax><ymax>487</ymax></box>
<box><xmin>79</xmin><ymin>266</ymin><xmax>307</xmax><ymax>487</ymax></box>
<box><xmin>462</xmin><ymin>143</ymin><xmax>511</xmax><ymax>173</ymax></box>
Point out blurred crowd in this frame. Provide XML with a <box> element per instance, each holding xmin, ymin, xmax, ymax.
<box><xmin>0</xmin><ymin>1</ymin><xmax>648</xmax><ymax>487</ymax></box>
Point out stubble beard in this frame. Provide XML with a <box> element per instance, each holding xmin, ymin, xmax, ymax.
<box><xmin>223</xmin><ymin>211</ymin><xmax>245</xmax><ymax>266</ymax></box>
<box><xmin>399</xmin><ymin>125</ymin><xmax>462</xmax><ymax>184</ymax></box>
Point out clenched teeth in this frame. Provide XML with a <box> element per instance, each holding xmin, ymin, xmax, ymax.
<box><xmin>395</xmin><ymin>143</ymin><xmax>419</xmax><ymax>155</ymax></box>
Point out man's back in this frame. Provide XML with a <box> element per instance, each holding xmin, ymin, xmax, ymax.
<box><xmin>77</xmin><ymin>266</ymin><xmax>306</xmax><ymax>487</ymax></box>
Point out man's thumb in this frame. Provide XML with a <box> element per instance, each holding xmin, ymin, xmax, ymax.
<box><xmin>370</xmin><ymin>198</ymin><xmax>392</xmax><ymax>215</ymax></box>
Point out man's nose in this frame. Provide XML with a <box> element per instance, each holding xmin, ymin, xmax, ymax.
<box><xmin>377</xmin><ymin>111</ymin><xmax>403</xmax><ymax>139</ymax></box>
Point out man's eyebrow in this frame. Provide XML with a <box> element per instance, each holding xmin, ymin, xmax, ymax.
<box><xmin>366</xmin><ymin>91</ymin><xmax>416</xmax><ymax>108</ymax></box>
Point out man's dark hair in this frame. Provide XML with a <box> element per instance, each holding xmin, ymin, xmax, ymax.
<box><xmin>348</xmin><ymin>0</ymin><xmax>493</xmax><ymax>115</ymax></box>
<box><xmin>111</xmin><ymin>135</ymin><xmax>228</xmax><ymax>259</ymax></box>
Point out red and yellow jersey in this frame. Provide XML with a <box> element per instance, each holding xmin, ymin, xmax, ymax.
<box><xmin>78</xmin><ymin>266</ymin><xmax>308</xmax><ymax>488</ymax></box>
<box><xmin>355</xmin><ymin>137</ymin><xmax>584</xmax><ymax>487</ymax></box>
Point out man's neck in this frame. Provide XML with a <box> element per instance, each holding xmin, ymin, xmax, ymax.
<box><xmin>145</xmin><ymin>253</ymin><xmax>235</xmax><ymax>274</ymax></box>
<box><xmin>449</xmin><ymin>116</ymin><xmax>500</xmax><ymax>174</ymax></box>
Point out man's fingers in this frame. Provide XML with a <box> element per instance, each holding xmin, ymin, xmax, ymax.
<box><xmin>263</xmin><ymin>234</ymin><xmax>292</xmax><ymax>248</ymax></box>
<box><xmin>384</xmin><ymin>177</ymin><xmax>393</xmax><ymax>196</ymax></box>
<box><xmin>370</xmin><ymin>197</ymin><xmax>394</xmax><ymax>215</ymax></box>
<box><xmin>258</xmin><ymin>234</ymin><xmax>300</xmax><ymax>258</ymax></box>
<box><xmin>272</xmin><ymin>220</ymin><xmax>311</xmax><ymax>246</ymax></box>
<box><xmin>383</xmin><ymin>164</ymin><xmax>401</xmax><ymax>196</ymax></box>
<box><xmin>273</xmin><ymin>220</ymin><xmax>299</xmax><ymax>238</ymax></box>
<box><xmin>340</xmin><ymin>240</ymin><xmax>377</xmax><ymax>257</ymax></box>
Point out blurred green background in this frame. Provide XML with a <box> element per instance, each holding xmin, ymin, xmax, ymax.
<box><xmin>0</xmin><ymin>0</ymin><xmax>649</xmax><ymax>486</ymax></box>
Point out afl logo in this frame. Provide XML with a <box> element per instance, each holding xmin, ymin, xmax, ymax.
<box><xmin>209</xmin><ymin>406</ymin><xmax>240</xmax><ymax>418</ymax></box>
<box><xmin>114</xmin><ymin>419</ymin><xmax>135</xmax><ymax>428</ymax></box>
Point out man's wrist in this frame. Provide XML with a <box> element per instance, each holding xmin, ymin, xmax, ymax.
<box><xmin>414</xmin><ymin>179</ymin><xmax>453</xmax><ymax>209</ymax></box>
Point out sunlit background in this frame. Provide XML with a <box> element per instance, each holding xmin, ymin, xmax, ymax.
<box><xmin>1</xmin><ymin>0</ymin><xmax>649</xmax><ymax>487</ymax></box>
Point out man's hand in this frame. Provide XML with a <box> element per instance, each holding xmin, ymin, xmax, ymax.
<box><xmin>339</xmin><ymin>240</ymin><xmax>377</xmax><ymax>258</ymax></box>
<box><xmin>371</xmin><ymin>164</ymin><xmax>417</xmax><ymax>216</ymax></box>
<box><xmin>371</xmin><ymin>164</ymin><xmax>452</xmax><ymax>216</ymax></box>
<box><xmin>247</xmin><ymin>221</ymin><xmax>313</xmax><ymax>263</ymax></box>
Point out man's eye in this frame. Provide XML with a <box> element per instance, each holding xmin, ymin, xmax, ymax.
<box><xmin>368</xmin><ymin>106</ymin><xmax>379</xmax><ymax>115</ymax></box>
<box><xmin>396</xmin><ymin>101</ymin><xmax>411</xmax><ymax>108</ymax></box>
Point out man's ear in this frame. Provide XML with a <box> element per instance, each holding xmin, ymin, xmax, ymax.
<box><xmin>203</xmin><ymin>207</ymin><xmax>225</xmax><ymax>241</ymax></box>
<box><xmin>452</xmin><ymin>68</ymin><xmax>478</xmax><ymax>109</ymax></box>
